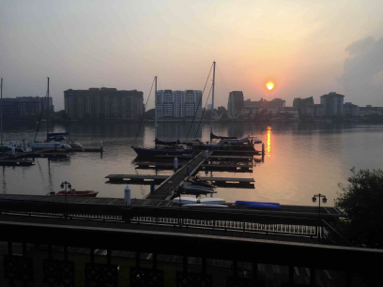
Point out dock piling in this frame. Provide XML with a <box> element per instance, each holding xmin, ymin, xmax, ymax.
<box><xmin>124</xmin><ymin>185</ymin><xmax>131</xmax><ymax>205</ymax></box>
<box><xmin>150</xmin><ymin>180</ymin><xmax>155</xmax><ymax>193</ymax></box>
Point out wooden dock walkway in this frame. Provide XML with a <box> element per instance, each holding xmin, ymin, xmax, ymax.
<box><xmin>0</xmin><ymin>159</ymin><xmax>35</xmax><ymax>166</ymax></box>
<box><xmin>200</xmin><ymin>163</ymin><xmax>253</xmax><ymax>172</ymax></box>
<box><xmin>106</xmin><ymin>174</ymin><xmax>169</xmax><ymax>183</ymax></box>
<box><xmin>105</xmin><ymin>174</ymin><xmax>255</xmax><ymax>187</ymax></box>
<box><xmin>146</xmin><ymin>151</ymin><xmax>208</xmax><ymax>201</ymax></box>
<box><xmin>208</xmin><ymin>155</ymin><xmax>254</xmax><ymax>162</ymax></box>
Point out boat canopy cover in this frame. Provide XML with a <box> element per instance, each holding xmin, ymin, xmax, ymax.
<box><xmin>47</xmin><ymin>132</ymin><xmax>69</xmax><ymax>138</ymax></box>
<box><xmin>235</xmin><ymin>201</ymin><xmax>282</xmax><ymax>209</ymax></box>
<box><xmin>210</xmin><ymin>132</ymin><xmax>237</xmax><ymax>140</ymax></box>
<box><xmin>155</xmin><ymin>138</ymin><xmax>181</xmax><ymax>145</ymax></box>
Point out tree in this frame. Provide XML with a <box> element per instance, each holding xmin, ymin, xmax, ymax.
<box><xmin>335</xmin><ymin>167</ymin><xmax>383</xmax><ymax>248</ymax></box>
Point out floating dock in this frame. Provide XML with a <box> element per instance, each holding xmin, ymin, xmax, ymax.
<box><xmin>208</xmin><ymin>155</ymin><xmax>254</xmax><ymax>162</ymax></box>
<box><xmin>135</xmin><ymin>162</ymin><xmax>186</xmax><ymax>169</ymax></box>
<box><xmin>200</xmin><ymin>163</ymin><xmax>253</xmax><ymax>172</ymax></box>
<box><xmin>106</xmin><ymin>174</ymin><xmax>168</xmax><ymax>183</ymax></box>
<box><xmin>0</xmin><ymin>159</ymin><xmax>35</xmax><ymax>166</ymax></box>
<box><xmin>105</xmin><ymin>174</ymin><xmax>255</xmax><ymax>187</ymax></box>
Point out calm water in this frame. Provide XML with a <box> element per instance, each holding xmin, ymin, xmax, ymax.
<box><xmin>1</xmin><ymin>122</ymin><xmax>383</xmax><ymax>207</ymax></box>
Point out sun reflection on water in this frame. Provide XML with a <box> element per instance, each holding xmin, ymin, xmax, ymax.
<box><xmin>266</xmin><ymin>126</ymin><xmax>272</xmax><ymax>157</ymax></box>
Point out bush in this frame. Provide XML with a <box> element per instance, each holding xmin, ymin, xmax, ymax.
<box><xmin>335</xmin><ymin>167</ymin><xmax>383</xmax><ymax>248</ymax></box>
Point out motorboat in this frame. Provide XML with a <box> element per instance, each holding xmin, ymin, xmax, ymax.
<box><xmin>172</xmin><ymin>197</ymin><xmax>198</xmax><ymax>205</ymax></box>
<box><xmin>51</xmin><ymin>189</ymin><xmax>99</xmax><ymax>197</ymax></box>
<box><xmin>182</xmin><ymin>204</ymin><xmax>228</xmax><ymax>208</ymax></box>
<box><xmin>172</xmin><ymin>196</ymin><xmax>227</xmax><ymax>207</ymax></box>
<box><xmin>182</xmin><ymin>182</ymin><xmax>216</xmax><ymax>196</ymax></box>
<box><xmin>187</xmin><ymin>176</ymin><xmax>214</xmax><ymax>187</ymax></box>
<box><xmin>183</xmin><ymin>198</ymin><xmax>227</xmax><ymax>207</ymax></box>
<box><xmin>199</xmin><ymin>198</ymin><xmax>226</xmax><ymax>205</ymax></box>
<box><xmin>31</xmin><ymin>140</ymin><xmax>72</xmax><ymax>150</ymax></box>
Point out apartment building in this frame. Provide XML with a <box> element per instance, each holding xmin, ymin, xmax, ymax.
<box><xmin>155</xmin><ymin>90</ymin><xmax>202</xmax><ymax>119</ymax></box>
<box><xmin>64</xmin><ymin>88</ymin><xmax>144</xmax><ymax>121</ymax></box>
<box><xmin>1</xmin><ymin>97</ymin><xmax>53</xmax><ymax>120</ymax></box>
<box><xmin>320</xmin><ymin>92</ymin><xmax>345</xmax><ymax>116</ymax></box>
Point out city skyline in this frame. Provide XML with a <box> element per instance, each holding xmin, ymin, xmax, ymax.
<box><xmin>1</xmin><ymin>1</ymin><xmax>383</xmax><ymax>111</ymax></box>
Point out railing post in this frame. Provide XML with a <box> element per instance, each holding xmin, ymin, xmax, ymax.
<box><xmin>153</xmin><ymin>253</ymin><xmax>157</xmax><ymax>270</ymax></box>
<box><xmin>288</xmin><ymin>265</ymin><xmax>294</xmax><ymax>285</ymax></box>
<box><xmin>310</xmin><ymin>267</ymin><xmax>316</xmax><ymax>286</ymax></box>
<box><xmin>253</xmin><ymin>261</ymin><xmax>258</xmax><ymax>281</ymax></box>
<box><xmin>183</xmin><ymin>256</ymin><xmax>188</xmax><ymax>272</ymax></box>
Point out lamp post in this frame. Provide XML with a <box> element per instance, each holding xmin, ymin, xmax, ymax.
<box><xmin>312</xmin><ymin>193</ymin><xmax>327</xmax><ymax>238</ymax></box>
<box><xmin>61</xmin><ymin>181</ymin><xmax>71</xmax><ymax>219</ymax></box>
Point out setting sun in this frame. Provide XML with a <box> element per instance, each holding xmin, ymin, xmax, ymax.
<box><xmin>266</xmin><ymin>81</ymin><xmax>275</xmax><ymax>90</ymax></box>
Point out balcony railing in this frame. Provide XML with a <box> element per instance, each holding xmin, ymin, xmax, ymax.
<box><xmin>0</xmin><ymin>218</ymin><xmax>381</xmax><ymax>287</ymax></box>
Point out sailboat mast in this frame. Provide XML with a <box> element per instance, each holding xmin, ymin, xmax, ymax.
<box><xmin>155</xmin><ymin>76</ymin><xmax>158</xmax><ymax>148</ymax></box>
<box><xmin>46</xmin><ymin>77</ymin><xmax>50</xmax><ymax>138</ymax></box>
<box><xmin>210</xmin><ymin>61</ymin><xmax>216</xmax><ymax>143</ymax></box>
<box><xmin>1</xmin><ymin>78</ymin><xmax>3</xmax><ymax>145</ymax></box>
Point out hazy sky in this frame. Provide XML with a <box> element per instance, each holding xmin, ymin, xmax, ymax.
<box><xmin>1</xmin><ymin>0</ymin><xmax>383</xmax><ymax>110</ymax></box>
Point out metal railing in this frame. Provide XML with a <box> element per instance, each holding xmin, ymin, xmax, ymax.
<box><xmin>0</xmin><ymin>218</ymin><xmax>381</xmax><ymax>286</ymax></box>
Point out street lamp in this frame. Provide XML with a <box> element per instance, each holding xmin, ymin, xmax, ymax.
<box><xmin>60</xmin><ymin>181</ymin><xmax>71</xmax><ymax>219</ymax></box>
<box><xmin>312</xmin><ymin>193</ymin><xmax>327</xmax><ymax>238</ymax></box>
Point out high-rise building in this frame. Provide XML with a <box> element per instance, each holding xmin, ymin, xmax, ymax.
<box><xmin>228</xmin><ymin>91</ymin><xmax>245</xmax><ymax>117</ymax></box>
<box><xmin>1</xmin><ymin>97</ymin><xmax>53</xmax><ymax>120</ymax></box>
<box><xmin>64</xmin><ymin>88</ymin><xmax>144</xmax><ymax>121</ymax></box>
<box><xmin>155</xmin><ymin>90</ymin><xmax>202</xmax><ymax>119</ymax></box>
<box><xmin>320</xmin><ymin>92</ymin><xmax>344</xmax><ymax>116</ymax></box>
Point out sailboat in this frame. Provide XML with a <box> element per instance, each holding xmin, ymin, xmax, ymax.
<box><xmin>188</xmin><ymin>62</ymin><xmax>257</xmax><ymax>151</ymax></box>
<box><xmin>132</xmin><ymin>76</ymin><xmax>194</xmax><ymax>157</ymax></box>
<box><xmin>31</xmin><ymin>78</ymin><xmax>72</xmax><ymax>150</ymax></box>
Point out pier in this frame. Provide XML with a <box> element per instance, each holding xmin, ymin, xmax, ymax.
<box><xmin>106</xmin><ymin>174</ymin><xmax>169</xmax><ymax>183</ymax></box>
<box><xmin>146</xmin><ymin>151</ymin><xmax>209</xmax><ymax>201</ymax></box>
<box><xmin>106</xmin><ymin>174</ymin><xmax>255</xmax><ymax>187</ymax></box>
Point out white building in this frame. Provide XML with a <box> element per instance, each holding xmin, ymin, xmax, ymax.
<box><xmin>155</xmin><ymin>90</ymin><xmax>202</xmax><ymax>119</ymax></box>
<box><xmin>301</xmin><ymin>104</ymin><xmax>324</xmax><ymax>117</ymax></box>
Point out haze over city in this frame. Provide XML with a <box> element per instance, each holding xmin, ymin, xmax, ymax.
<box><xmin>1</xmin><ymin>0</ymin><xmax>383</xmax><ymax>110</ymax></box>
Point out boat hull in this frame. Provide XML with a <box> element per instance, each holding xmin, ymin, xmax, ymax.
<box><xmin>55</xmin><ymin>190</ymin><xmax>99</xmax><ymax>197</ymax></box>
<box><xmin>132</xmin><ymin>147</ymin><xmax>193</xmax><ymax>157</ymax></box>
<box><xmin>31</xmin><ymin>142</ymin><xmax>72</xmax><ymax>150</ymax></box>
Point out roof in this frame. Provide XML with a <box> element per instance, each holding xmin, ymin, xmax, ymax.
<box><xmin>320</xmin><ymin>92</ymin><xmax>344</xmax><ymax>98</ymax></box>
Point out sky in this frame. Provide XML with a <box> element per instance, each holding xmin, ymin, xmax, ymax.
<box><xmin>1</xmin><ymin>0</ymin><xmax>383</xmax><ymax>111</ymax></box>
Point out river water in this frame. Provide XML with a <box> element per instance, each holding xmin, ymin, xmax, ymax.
<box><xmin>1</xmin><ymin>122</ymin><xmax>383</xmax><ymax>207</ymax></box>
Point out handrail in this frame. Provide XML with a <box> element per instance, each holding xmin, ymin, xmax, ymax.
<box><xmin>0</xmin><ymin>218</ymin><xmax>381</xmax><ymax>275</ymax></box>
<box><xmin>322</xmin><ymin>219</ymin><xmax>352</xmax><ymax>246</ymax></box>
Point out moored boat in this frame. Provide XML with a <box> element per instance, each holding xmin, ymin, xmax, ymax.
<box><xmin>51</xmin><ymin>189</ymin><xmax>99</xmax><ymax>197</ymax></box>
<box><xmin>182</xmin><ymin>182</ymin><xmax>216</xmax><ymax>196</ymax></box>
